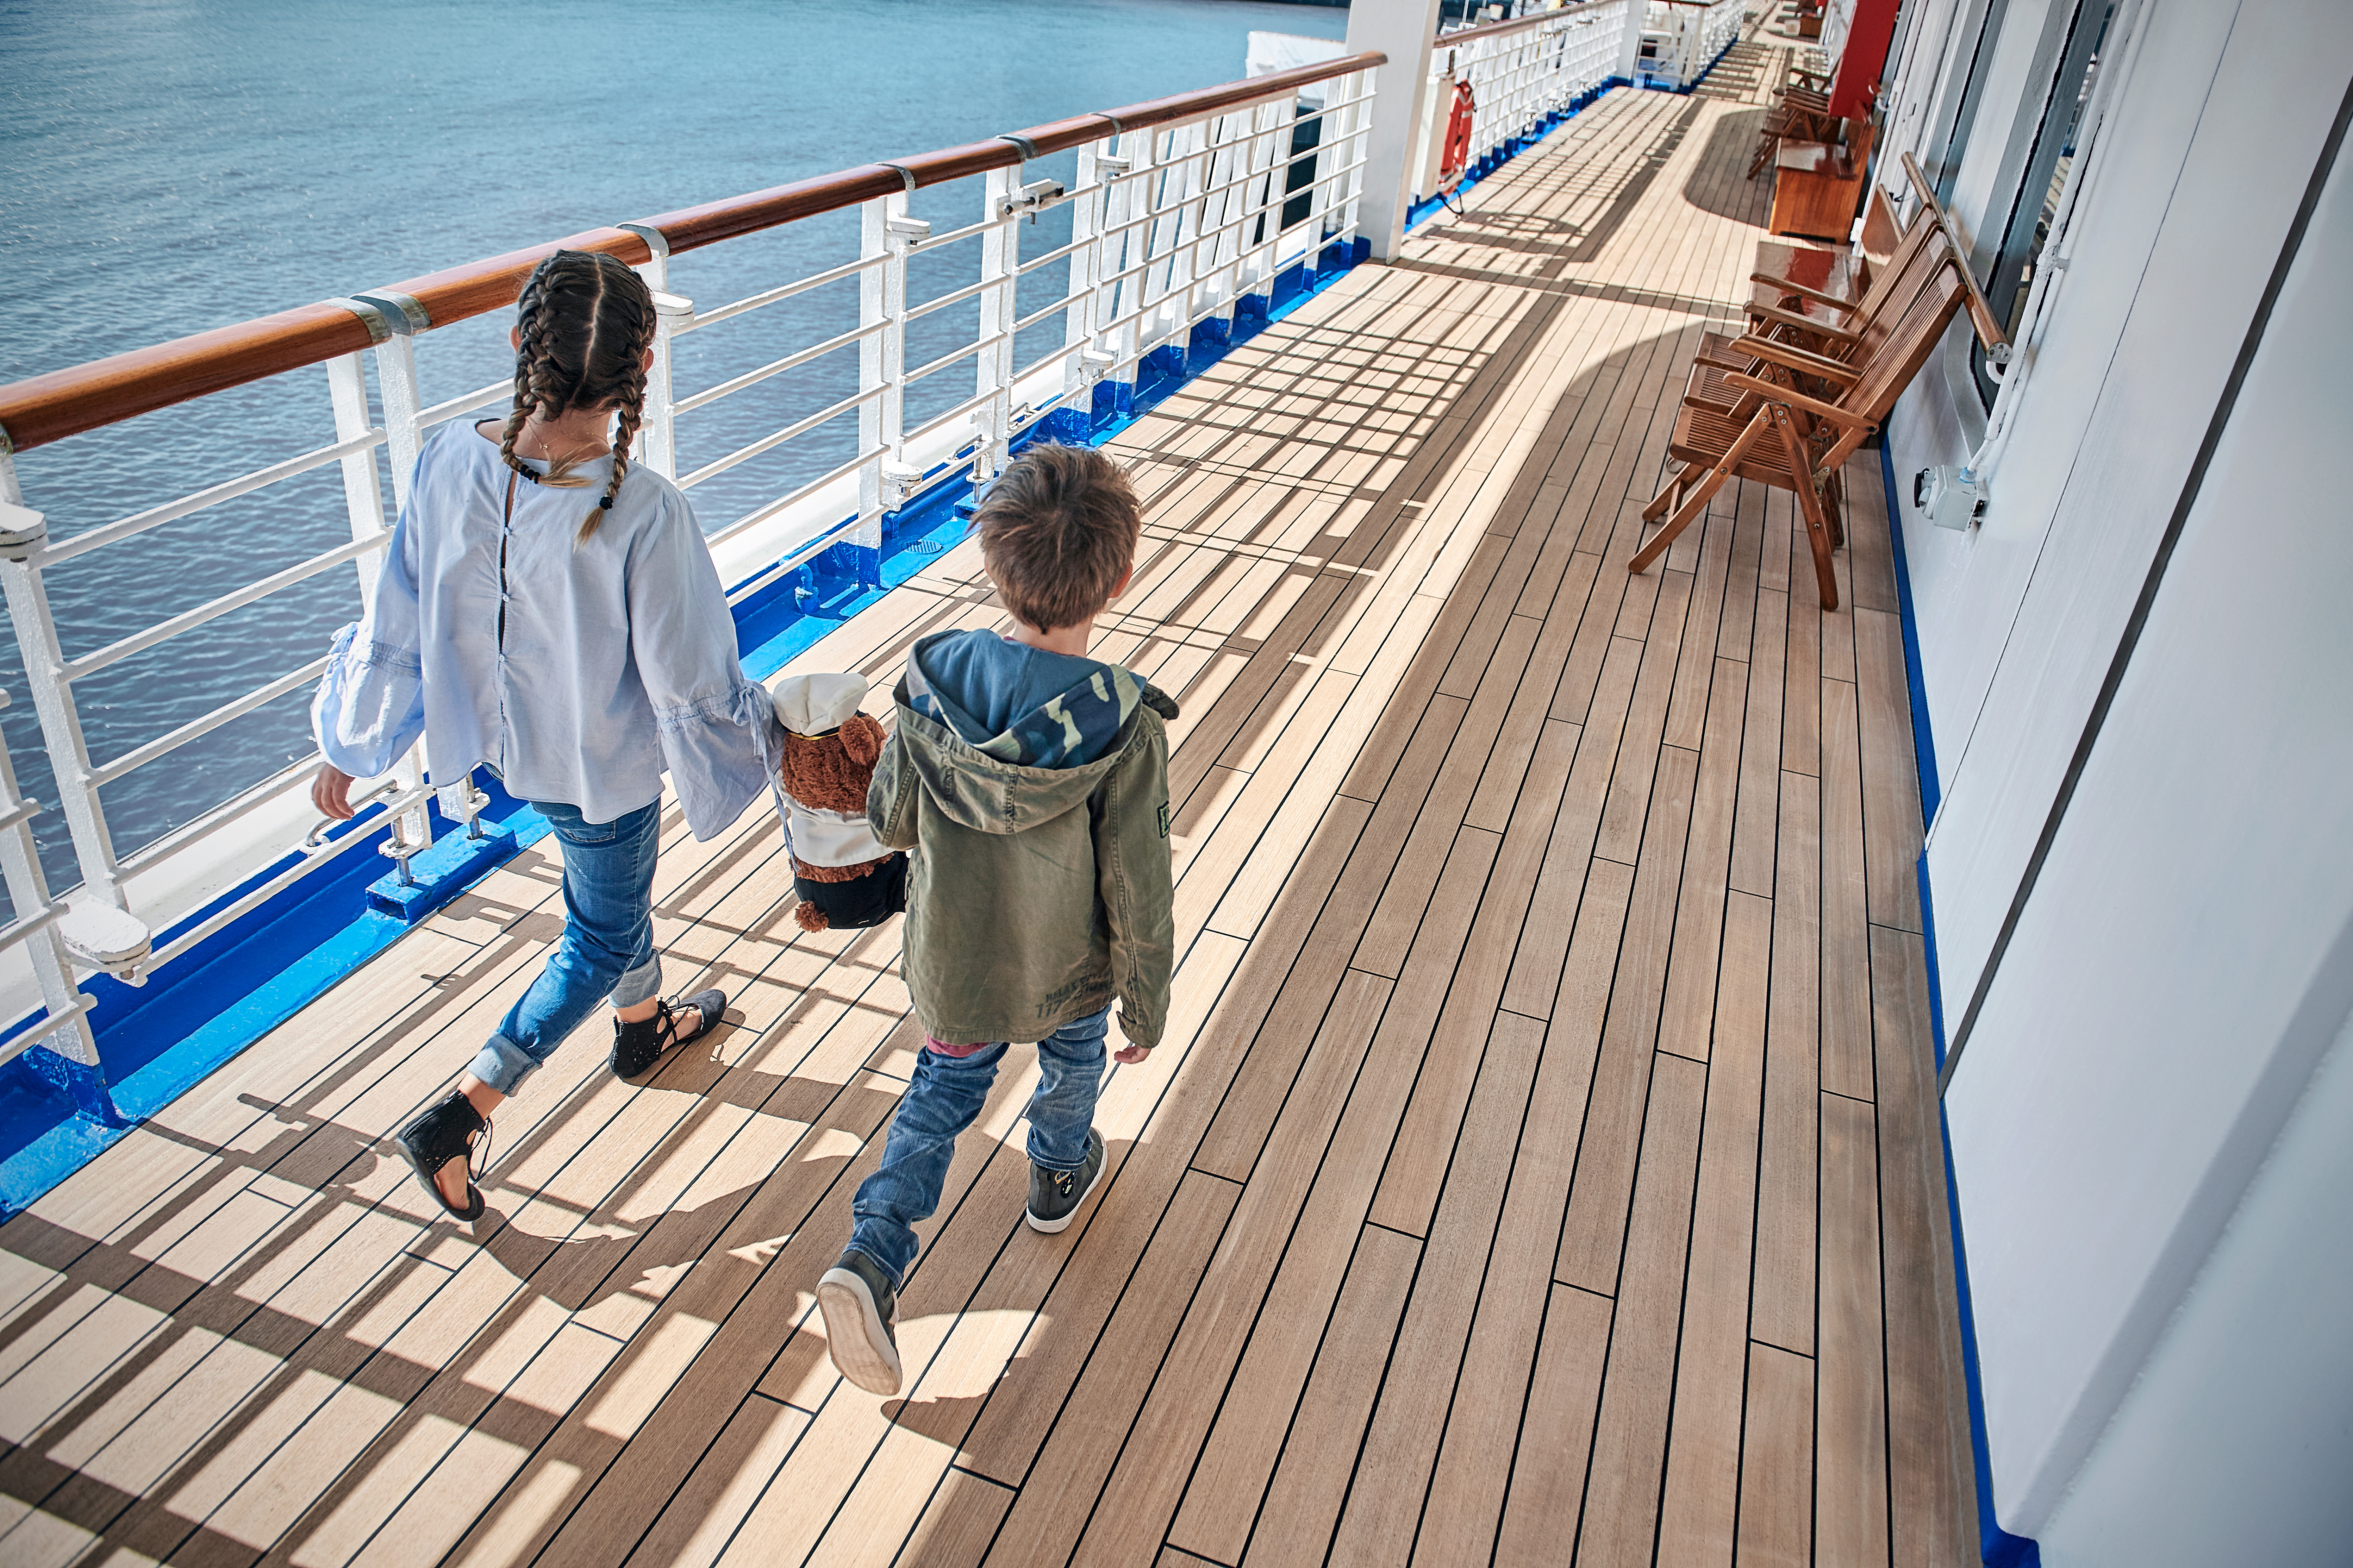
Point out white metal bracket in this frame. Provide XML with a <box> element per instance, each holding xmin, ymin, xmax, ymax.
<box><xmin>0</xmin><ymin>501</ymin><xmax>46</xmax><ymax>562</ymax></box>
<box><xmin>59</xmin><ymin>897</ymin><xmax>151</xmax><ymax>986</ymax></box>
<box><xmin>998</xmin><ymin>178</ymin><xmax>1069</xmax><ymax>221</ymax></box>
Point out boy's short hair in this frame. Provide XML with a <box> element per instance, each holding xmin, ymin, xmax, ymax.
<box><xmin>973</xmin><ymin>445</ymin><xmax>1142</xmax><ymax>632</ymax></box>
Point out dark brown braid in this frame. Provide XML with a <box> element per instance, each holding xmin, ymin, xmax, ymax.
<box><xmin>499</xmin><ymin>250</ymin><xmax>657</xmax><ymax>542</ymax></box>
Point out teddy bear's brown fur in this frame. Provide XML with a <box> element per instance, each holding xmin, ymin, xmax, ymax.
<box><xmin>780</xmin><ymin>713</ymin><xmax>891</xmax><ymax>931</ymax></box>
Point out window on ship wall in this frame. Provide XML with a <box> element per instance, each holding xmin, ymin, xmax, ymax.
<box><xmin>1969</xmin><ymin>0</ymin><xmax>2112</xmax><ymax>407</ymax></box>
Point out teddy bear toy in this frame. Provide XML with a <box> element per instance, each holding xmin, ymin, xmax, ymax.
<box><xmin>773</xmin><ymin>672</ymin><xmax>907</xmax><ymax>933</ymax></box>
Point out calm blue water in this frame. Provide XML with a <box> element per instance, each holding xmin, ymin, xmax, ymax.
<box><xmin>0</xmin><ymin>0</ymin><xmax>1347</xmax><ymax>902</ymax></box>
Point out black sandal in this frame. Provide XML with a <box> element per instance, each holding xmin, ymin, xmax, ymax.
<box><xmin>394</xmin><ymin>1091</ymin><xmax>492</xmax><ymax>1222</ymax></box>
<box><xmin>610</xmin><ymin>988</ymin><xmax>728</xmax><ymax>1081</ymax></box>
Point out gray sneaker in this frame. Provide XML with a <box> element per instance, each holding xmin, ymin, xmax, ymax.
<box><xmin>1027</xmin><ymin>1128</ymin><xmax>1106</xmax><ymax>1235</ymax></box>
<box><xmin>817</xmin><ymin>1248</ymin><xmax>902</xmax><ymax>1395</ymax></box>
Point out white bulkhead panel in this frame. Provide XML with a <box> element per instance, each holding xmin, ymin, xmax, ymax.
<box><xmin>1887</xmin><ymin>0</ymin><xmax>2353</xmax><ymax>1543</ymax></box>
<box><xmin>2037</xmin><ymin>1007</ymin><xmax>2353</xmax><ymax>1566</ymax></box>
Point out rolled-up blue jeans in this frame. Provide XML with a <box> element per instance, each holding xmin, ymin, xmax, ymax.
<box><xmin>848</xmin><ymin>1005</ymin><xmax>1110</xmax><ymax>1287</ymax></box>
<box><xmin>468</xmin><ymin>799</ymin><xmax>663</xmax><ymax>1095</ymax></box>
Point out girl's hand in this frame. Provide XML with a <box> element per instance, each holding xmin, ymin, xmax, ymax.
<box><xmin>1113</xmin><ymin>1042</ymin><xmax>1152</xmax><ymax>1066</ymax></box>
<box><xmin>312</xmin><ymin>763</ymin><xmax>357</xmax><ymax>821</ymax></box>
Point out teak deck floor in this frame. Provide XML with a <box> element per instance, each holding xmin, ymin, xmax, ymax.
<box><xmin>0</xmin><ymin>40</ymin><xmax>1979</xmax><ymax>1568</ymax></box>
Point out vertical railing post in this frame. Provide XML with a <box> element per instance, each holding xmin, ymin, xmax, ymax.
<box><xmin>1165</xmin><ymin>121</ymin><xmax>1211</xmax><ymax>347</ymax></box>
<box><xmin>0</xmin><ymin>513</ymin><xmax>132</xmax><ymax>926</ymax></box>
<box><xmin>352</xmin><ymin>304</ymin><xmax>437</xmax><ymax>874</ymax></box>
<box><xmin>1241</xmin><ymin>100</ymin><xmax>1285</xmax><ymax>306</ymax></box>
<box><xmin>1109</xmin><ymin>128</ymin><xmax>1159</xmax><ymax>393</ymax></box>
<box><xmin>619</xmin><ymin>224</ymin><xmax>685</xmax><ymax>483</ymax></box>
<box><xmin>858</xmin><ymin>196</ymin><xmax>889</xmax><ymax>534</ymax></box>
<box><xmin>1302</xmin><ymin>97</ymin><xmax>1337</xmax><ymax>271</ymax></box>
<box><xmin>1198</xmin><ymin>115</ymin><xmax>1246</xmax><ymax>336</ymax></box>
<box><xmin>1065</xmin><ymin>142</ymin><xmax>1109</xmax><ymax>415</ymax></box>
<box><xmin>1140</xmin><ymin>129</ymin><xmax>1182</xmax><ymax>355</ymax></box>
<box><xmin>865</xmin><ymin>189</ymin><xmax>924</xmax><ymax>554</ymax></box>
<box><xmin>976</xmin><ymin>167</ymin><xmax>1020</xmax><ymax>483</ymax></box>
<box><xmin>322</xmin><ymin>349</ymin><xmax>389</xmax><ymax>617</ymax></box>
<box><xmin>0</xmin><ymin>686</ymin><xmax>103</xmax><ymax>1110</ymax></box>
<box><xmin>642</xmin><ymin>290</ymin><xmax>691</xmax><ymax>484</ymax></box>
<box><xmin>1341</xmin><ymin>69</ymin><xmax>1375</xmax><ymax>242</ymax></box>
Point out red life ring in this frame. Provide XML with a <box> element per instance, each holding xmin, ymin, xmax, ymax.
<box><xmin>1440</xmin><ymin>79</ymin><xmax>1477</xmax><ymax>191</ymax></box>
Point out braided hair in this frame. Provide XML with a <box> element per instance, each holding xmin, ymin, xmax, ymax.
<box><xmin>499</xmin><ymin>250</ymin><xmax>657</xmax><ymax>542</ymax></box>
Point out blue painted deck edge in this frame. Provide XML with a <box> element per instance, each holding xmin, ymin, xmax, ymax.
<box><xmin>0</xmin><ymin>236</ymin><xmax>1376</xmax><ymax>1223</ymax></box>
<box><xmin>1880</xmin><ymin>445</ymin><xmax>2041</xmax><ymax>1568</ymax></box>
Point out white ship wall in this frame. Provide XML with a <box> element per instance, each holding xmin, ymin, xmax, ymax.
<box><xmin>1875</xmin><ymin>0</ymin><xmax>2353</xmax><ymax>1556</ymax></box>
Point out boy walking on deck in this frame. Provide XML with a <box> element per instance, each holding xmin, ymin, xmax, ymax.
<box><xmin>817</xmin><ymin>445</ymin><xmax>1176</xmax><ymax>1396</ymax></box>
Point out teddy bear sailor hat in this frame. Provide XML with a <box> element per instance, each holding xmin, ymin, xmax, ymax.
<box><xmin>774</xmin><ymin>672</ymin><xmax>869</xmax><ymax>736</ymax></box>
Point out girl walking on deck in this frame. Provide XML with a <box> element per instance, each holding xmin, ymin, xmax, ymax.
<box><xmin>309</xmin><ymin>249</ymin><xmax>782</xmax><ymax>1222</ymax></box>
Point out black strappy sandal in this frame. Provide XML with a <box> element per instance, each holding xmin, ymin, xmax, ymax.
<box><xmin>610</xmin><ymin>988</ymin><xmax>728</xmax><ymax>1081</ymax></box>
<box><xmin>395</xmin><ymin>1091</ymin><xmax>492</xmax><ymax>1222</ymax></box>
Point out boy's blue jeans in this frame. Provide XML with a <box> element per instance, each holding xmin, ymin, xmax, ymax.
<box><xmin>468</xmin><ymin>799</ymin><xmax>664</xmax><ymax>1095</ymax></box>
<box><xmin>849</xmin><ymin>1006</ymin><xmax>1110</xmax><ymax>1287</ymax></box>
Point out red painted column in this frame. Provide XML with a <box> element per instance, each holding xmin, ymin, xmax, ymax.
<box><xmin>1830</xmin><ymin>0</ymin><xmax>1901</xmax><ymax>118</ymax></box>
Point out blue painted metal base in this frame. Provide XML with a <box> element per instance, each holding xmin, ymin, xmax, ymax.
<box><xmin>16</xmin><ymin>1048</ymin><xmax>118</xmax><ymax>1127</ymax></box>
<box><xmin>366</xmin><ymin>818</ymin><xmax>518</xmax><ymax>921</ymax></box>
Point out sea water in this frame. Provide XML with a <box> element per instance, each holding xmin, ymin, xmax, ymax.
<box><xmin>0</xmin><ymin>0</ymin><xmax>1347</xmax><ymax>898</ymax></box>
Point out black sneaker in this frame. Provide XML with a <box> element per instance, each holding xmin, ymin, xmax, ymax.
<box><xmin>611</xmin><ymin>988</ymin><xmax>727</xmax><ymax>1081</ymax></box>
<box><xmin>817</xmin><ymin>1248</ymin><xmax>903</xmax><ymax>1395</ymax></box>
<box><xmin>1027</xmin><ymin>1128</ymin><xmax>1106</xmax><ymax>1235</ymax></box>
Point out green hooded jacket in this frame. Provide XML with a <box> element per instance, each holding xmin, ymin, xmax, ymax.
<box><xmin>866</xmin><ymin>634</ymin><xmax>1178</xmax><ymax>1049</ymax></box>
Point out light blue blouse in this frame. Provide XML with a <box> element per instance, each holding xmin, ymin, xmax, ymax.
<box><xmin>311</xmin><ymin>422</ymin><xmax>780</xmax><ymax>840</ymax></box>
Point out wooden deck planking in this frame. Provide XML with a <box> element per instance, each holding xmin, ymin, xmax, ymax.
<box><xmin>0</xmin><ymin>40</ymin><xmax>1982</xmax><ymax>1568</ymax></box>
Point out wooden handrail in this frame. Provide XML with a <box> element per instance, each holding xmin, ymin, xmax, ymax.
<box><xmin>0</xmin><ymin>50</ymin><xmax>1385</xmax><ymax>456</ymax></box>
<box><xmin>1438</xmin><ymin>0</ymin><xmax>1610</xmax><ymax>49</ymax></box>
<box><xmin>0</xmin><ymin>303</ymin><xmax>381</xmax><ymax>458</ymax></box>
<box><xmin>1899</xmin><ymin>151</ymin><xmax>2012</xmax><ymax>353</ymax></box>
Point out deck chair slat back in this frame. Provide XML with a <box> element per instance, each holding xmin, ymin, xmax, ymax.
<box><xmin>1633</xmin><ymin>264</ymin><xmax>1969</xmax><ymax>610</ymax></box>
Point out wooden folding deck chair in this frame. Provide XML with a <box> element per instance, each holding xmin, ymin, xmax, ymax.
<box><xmin>1749</xmin><ymin>66</ymin><xmax>1850</xmax><ymax>178</ymax></box>
<box><xmin>1678</xmin><ymin>206</ymin><xmax>1954</xmax><ymax>421</ymax></box>
<box><xmin>1631</xmin><ymin>265</ymin><xmax>1969</xmax><ymax>611</ymax></box>
<box><xmin>1749</xmin><ymin>89</ymin><xmax>1839</xmax><ymax>178</ymax></box>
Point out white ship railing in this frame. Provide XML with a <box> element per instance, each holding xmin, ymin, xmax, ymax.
<box><xmin>1635</xmin><ymin>0</ymin><xmax>1744</xmax><ymax>91</ymax></box>
<box><xmin>0</xmin><ymin>51</ymin><xmax>1384</xmax><ymax>1088</ymax></box>
<box><xmin>1436</xmin><ymin>1</ymin><xmax>1631</xmax><ymax>176</ymax></box>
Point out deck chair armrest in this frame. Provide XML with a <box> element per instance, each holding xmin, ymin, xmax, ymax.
<box><xmin>1749</xmin><ymin>303</ymin><xmax>1862</xmax><ymax>343</ymax></box>
<box><xmin>1729</xmin><ymin>336</ymin><xmax>1862</xmax><ymax>382</ymax></box>
<box><xmin>1748</xmin><ymin>271</ymin><xmax>1860</xmax><ymax>312</ymax></box>
<box><xmin>1723</xmin><ymin>372</ymin><xmax>1875</xmax><ymax>429</ymax></box>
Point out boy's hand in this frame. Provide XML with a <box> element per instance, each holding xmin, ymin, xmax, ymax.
<box><xmin>311</xmin><ymin>763</ymin><xmax>357</xmax><ymax>821</ymax></box>
<box><xmin>1113</xmin><ymin>1042</ymin><xmax>1152</xmax><ymax>1065</ymax></box>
